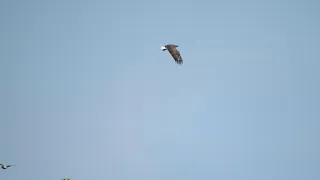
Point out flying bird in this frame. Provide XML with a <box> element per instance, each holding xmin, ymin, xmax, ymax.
<box><xmin>0</xmin><ymin>164</ymin><xmax>15</xmax><ymax>169</ymax></box>
<box><xmin>161</xmin><ymin>44</ymin><xmax>183</xmax><ymax>65</ymax></box>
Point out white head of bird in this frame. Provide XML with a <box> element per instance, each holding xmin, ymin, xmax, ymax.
<box><xmin>160</xmin><ymin>46</ymin><xmax>167</xmax><ymax>51</ymax></box>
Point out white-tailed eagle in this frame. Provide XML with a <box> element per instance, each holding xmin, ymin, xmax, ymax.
<box><xmin>161</xmin><ymin>44</ymin><xmax>183</xmax><ymax>65</ymax></box>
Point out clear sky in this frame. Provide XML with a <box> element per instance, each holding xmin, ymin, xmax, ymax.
<box><xmin>1</xmin><ymin>0</ymin><xmax>320</xmax><ymax>180</ymax></box>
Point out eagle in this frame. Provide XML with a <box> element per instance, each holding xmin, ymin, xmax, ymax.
<box><xmin>161</xmin><ymin>44</ymin><xmax>183</xmax><ymax>65</ymax></box>
<box><xmin>0</xmin><ymin>164</ymin><xmax>15</xmax><ymax>169</ymax></box>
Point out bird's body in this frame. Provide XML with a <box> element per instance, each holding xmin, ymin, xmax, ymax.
<box><xmin>161</xmin><ymin>44</ymin><xmax>183</xmax><ymax>65</ymax></box>
<box><xmin>0</xmin><ymin>164</ymin><xmax>15</xmax><ymax>169</ymax></box>
<box><xmin>62</xmin><ymin>178</ymin><xmax>70</xmax><ymax>180</ymax></box>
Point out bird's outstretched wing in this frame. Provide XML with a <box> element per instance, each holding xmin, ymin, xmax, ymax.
<box><xmin>166</xmin><ymin>45</ymin><xmax>183</xmax><ymax>65</ymax></box>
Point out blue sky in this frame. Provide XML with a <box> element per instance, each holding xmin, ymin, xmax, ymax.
<box><xmin>1</xmin><ymin>0</ymin><xmax>320</xmax><ymax>180</ymax></box>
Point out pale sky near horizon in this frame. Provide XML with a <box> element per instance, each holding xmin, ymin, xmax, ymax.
<box><xmin>1</xmin><ymin>0</ymin><xmax>320</xmax><ymax>180</ymax></box>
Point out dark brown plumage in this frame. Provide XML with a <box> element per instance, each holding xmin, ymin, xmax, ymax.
<box><xmin>162</xmin><ymin>44</ymin><xmax>183</xmax><ymax>65</ymax></box>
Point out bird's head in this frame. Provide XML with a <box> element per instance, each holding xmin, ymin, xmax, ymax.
<box><xmin>160</xmin><ymin>46</ymin><xmax>167</xmax><ymax>51</ymax></box>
